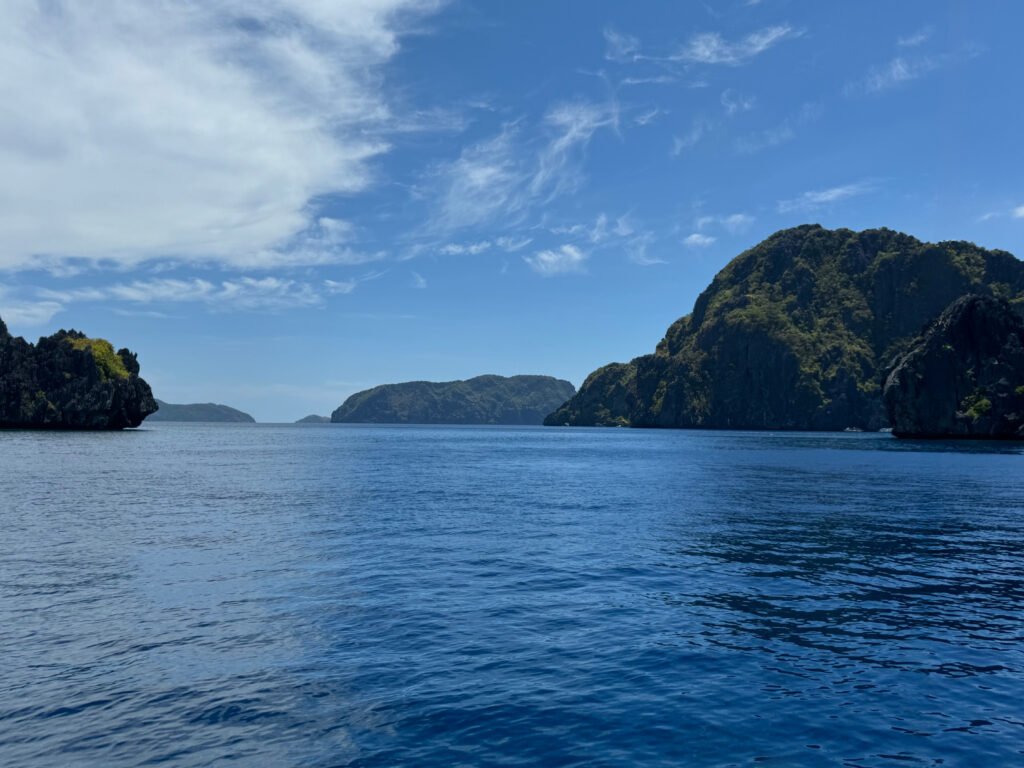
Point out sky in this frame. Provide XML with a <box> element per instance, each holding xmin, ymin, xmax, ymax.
<box><xmin>1</xmin><ymin>0</ymin><xmax>1022</xmax><ymax>421</ymax></box>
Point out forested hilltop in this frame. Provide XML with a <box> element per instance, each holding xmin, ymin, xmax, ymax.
<box><xmin>333</xmin><ymin>375</ymin><xmax>575</xmax><ymax>425</ymax></box>
<box><xmin>147</xmin><ymin>400</ymin><xmax>255</xmax><ymax>423</ymax></box>
<box><xmin>547</xmin><ymin>225</ymin><xmax>1024</xmax><ymax>431</ymax></box>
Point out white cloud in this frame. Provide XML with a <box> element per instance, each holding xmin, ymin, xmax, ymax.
<box><xmin>634</xmin><ymin>107</ymin><xmax>664</xmax><ymax>126</ymax></box>
<box><xmin>777</xmin><ymin>182</ymin><xmax>874</xmax><ymax>213</ymax></box>
<box><xmin>625</xmin><ymin>233</ymin><xmax>665</xmax><ymax>266</ymax></box>
<box><xmin>411</xmin><ymin>271</ymin><xmax>428</xmax><ymax>289</ymax></box>
<box><xmin>32</xmin><ymin>273</ymin><xmax>362</xmax><ymax>318</ymax></box>
<box><xmin>0</xmin><ymin>0</ymin><xmax>439</xmax><ymax>272</ymax></box>
<box><xmin>1014</xmin><ymin>206</ymin><xmax>1024</xmax><ymax>219</ymax></box>
<box><xmin>857</xmin><ymin>56</ymin><xmax>942</xmax><ymax>93</ymax></box>
<box><xmin>697</xmin><ymin>213</ymin><xmax>755</xmax><ymax>234</ymax></box>
<box><xmin>439</xmin><ymin>241</ymin><xmax>492</xmax><ymax>255</ymax></box>
<box><xmin>524</xmin><ymin>245</ymin><xmax>588</xmax><ymax>276</ymax></box>
<box><xmin>672</xmin><ymin>118</ymin><xmax>713</xmax><ymax>155</ymax></box>
<box><xmin>434</xmin><ymin>100</ymin><xmax>616</xmax><ymax>232</ymax></box>
<box><xmin>898</xmin><ymin>27</ymin><xmax>932</xmax><ymax>47</ymax></box>
<box><xmin>531</xmin><ymin>101</ymin><xmax>619</xmax><ymax>199</ymax></box>
<box><xmin>673</xmin><ymin>25</ymin><xmax>801</xmax><ymax>65</ymax></box>
<box><xmin>324</xmin><ymin>279</ymin><xmax>357</xmax><ymax>295</ymax></box>
<box><xmin>604</xmin><ymin>27</ymin><xmax>639</xmax><ymax>62</ymax></box>
<box><xmin>435</xmin><ymin>126</ymin><xmax>527</xmax><ymax>230</ymax></box>
<box><xmin>0</xmin><ymin>286</ymin><xmax>63</xmax><ymax>327</ymax></box>
<box><xmin>735</xmin><ymin>102</ymin><xmax>821</xmax><ymax>154</ymax></box>
<box><xmin>495</xmin><ymin>236</ymin><xmax>533</xmax><ymax>252</ymax></box>
<box><xmin>684</xmin><ymin>233</ymin><xmax>716</xmax><ymax>247</ymax></box>
<box><xmin>721</xmin><ymin>89</ymin><xmax>755</xmax><ymax>115</ymax></box>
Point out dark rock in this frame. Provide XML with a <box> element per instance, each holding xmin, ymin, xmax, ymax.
<box><xmin>542</xmin><ymin>363</ymin><xmax>636</xmax><ymax>426</ymax></box>
<box><xmin>146</xmin><ymin>400</ymin><xmax>255</xmax><ymax>423</ymax></box>
<box><xmin>548</xmin><ymin>226</ymin><xmax>1024</xmax><ymax>430</ymax></box>
<box><xmin>884</xmin><ymin>295</ymin><xmax>1024</xmax><ymax>439</ymax></box>
<box><xmin>0</xmin><ymin>319</ymin><xmax>157</xmax><ymax>429</ymax></box>
<box><xmin>332</xmin><ymin>375</ymin><xmax>576</xmax><ymax>425</ymax></box>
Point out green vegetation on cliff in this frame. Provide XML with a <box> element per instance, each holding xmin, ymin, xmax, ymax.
<box><xmin>67</xmin><ymin>337</ymin><xmax>130</xmax><ymax>381</ymax></box>
<box><xmin>333</xmin><ymin>375</ymin><xmax>576</xmax><ymax>425</ymax></box>
<box><xmin>547</xmin><ymin>226</ymin><xmax>1024</xmax><ymax>430</ymax></box>
<box><xmin>884</xmin><ymin>295</ymin><xmax>1024</xmax><ymax>439</ymax></box>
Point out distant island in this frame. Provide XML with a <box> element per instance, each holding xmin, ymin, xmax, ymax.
<box><xmin>332</xmin><ymin>375</ymin><xmax>576</xmax><ymax>425</ymax></box>
<box><xmin>146</xmin><ymin>400</ymin><xmax>255</xmax><ymax>423</ymax></box>
<box><xmin>295</xmin><ymin>414</ymin><xmax>331</xmax><ymax>424</ymax></box>
<box><xmin>546</xmin><ymin>225</ymin><xmax>1024</xmax><ymax>434</ymax></box>
<box><xmin>0</xmin><ymin>318</ymin><xmax>156</xmax><ymax>429</ymax></box>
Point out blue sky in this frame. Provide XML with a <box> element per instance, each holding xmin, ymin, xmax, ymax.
<box><xmin>1</xmin><ymin>1</ymin><xmax>1022</xmax><ymax>421</ymax></box>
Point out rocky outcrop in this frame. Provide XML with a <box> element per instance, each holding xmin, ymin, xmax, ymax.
<box><xmin>884</xmin><ymin>295</ymin><xmax>1024</xmax><ymax>438</ymax></box>
<box><xmin>146</xmin><ymin>400</ymin><xmax>255</xmax><ymax>423</ymax></box>
<box><xmin>332</xmin><ymin>375</ymin><xmax>576</xmax><ymax>425</ymax></box>
<box><xmin>0</xmin><ymin>318</ymin><xmax>157</xmax><ymax>429</ymax></box>
<box><xmin>547</xmin><ymin>226</ymin><xmax>1024</xmax><ymax>430</ymax></box>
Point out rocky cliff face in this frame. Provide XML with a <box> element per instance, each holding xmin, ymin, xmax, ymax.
<box><xmin>884</xmin><ymin>295</ymin><xmax>1024</xmax><ymax>438</ymax></box>
<box><xmin>333</xmin><ymin>375</ymin><xmax>576</xmax><ymax>425</ymax></box>
<box><xmin>547</xmin><ymin>226</ymin><xmax>1024</xmax><ymax>430</ymax></box>
<box><xmin>0</xmin><ymin>319</ymin><xmax>157</xmax><ymax>429</ymax></box>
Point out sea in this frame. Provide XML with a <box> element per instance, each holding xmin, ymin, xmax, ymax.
<box><xmin>1</xmin><ymin>424</ymin><xmax>1022</xmax><ymax>767</ymax></box>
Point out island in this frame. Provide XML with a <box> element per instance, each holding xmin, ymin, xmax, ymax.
<box><xmin>146</xmin><ymin>400</ymin><xmax>255</xmax><ymax>423</ymax></box>
<box><xmin>295</xmin><ymin>414</ymin><xmax>331</xmax><ymax>424</ymax></box>
<box><xmin>546</xmin><ymin>225</ymin><xmax>1024</xmax><ymax>431</ymax></box>
<box><xmin>884</xmin><ymin>295</ymin><xmax>1024</xmax><ymax>439</ymax></box>
<box><xmin>332</xmin><ymin>374</ymin><xmax>576</xmax><ymax>425</ymax></box>
<box><xmin>0</xmin><ymin>318</ymin><xmax>157</xmax><ymax>429</ymax></box>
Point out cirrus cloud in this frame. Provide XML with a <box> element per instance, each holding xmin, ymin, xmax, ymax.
<box><xmin>0</xmin><ymin>0</ymin><xmax>441</xmax><ymax>273</ymax></box>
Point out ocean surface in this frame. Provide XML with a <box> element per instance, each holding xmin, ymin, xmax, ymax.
<box><xmin>1</xmin><ymin>424</ymin><xmax>1023</xmax><ymax>767</ymax></box>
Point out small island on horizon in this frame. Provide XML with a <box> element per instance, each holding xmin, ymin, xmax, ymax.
<box><xmin>146</xmin><ymin>400</ymin><xmax>255</xmax><ymax>423</ymax></box>
<box><xmin>331</xmin><ymin>374</ymin><xmax>576</xmax><ymax>426</ymax></box>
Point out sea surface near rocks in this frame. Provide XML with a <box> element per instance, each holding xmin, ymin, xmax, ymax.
<box><xmin>2</xmin><ymin>424</ymin><xmax>1023</xmax><ymax>766</ymax></box>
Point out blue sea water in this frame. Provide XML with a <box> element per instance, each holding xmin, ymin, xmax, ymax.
<box><xmin>1</xmin><ymin>424</ymin><xmax>1023</xmax><ymax>767</ymax></box>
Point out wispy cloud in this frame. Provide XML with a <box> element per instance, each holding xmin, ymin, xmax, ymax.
<box><xmin>684</xmin><ymin>233</ymin><xmax>716</xmax><ymax>247</ymax></box>
<box><xmin>439</xmin><ymin>241</ymin><xmax>493</xmax><ymax>256</ymax></box>
<box><xmin>28</xmin><ymin>272</ymin><xmax>376</xmax><ymax>322</ymax></box>
<box><xmin>672</xmin><ymin>117</ymin><xmax>713</xmax><ymax>155</ymax></box>
<box><xmin>625</xmin><ymin>232</ymin><xmax>665</xmax><ymax>265</ymax></box>
<box><xmin>696</xmin><ymin>213</ymin><xmax>755</xmax><ymax>234</ymax></box>
<box><xmin>434</xmin><ymin>99</ymin><xmax>617</xmax><ymax>233</ymax></box>
<box><xmin>495</xmin><ymin>236</ymin><xmax>533</xmax><ymax>252</ymax></box>
<box><xmin>411</xmin><ymin>271</ymin><xmax>428</xmax><ymax>289</ymax></box>
<box><xmin>604</xmin><ymin>26</ymin><xmax>639</xmax><ymax>62</ymax></box>
<box><xmin>847</xmin><ymin>43</ymin><xmax>982</xmax><ymax>96</ymax></box>
<box><xmin>1014</xmin><ymin>206</ymin><xmax>1024</xmax><ymax>219</ymax></box>
<box><xmin>634</xmin><ymin>107</ymin><xmax>665</xmax><ymax>126</ymax></box>
<box><xmin>777</xmin><ymin>182</ymin><xmax>874</xmax><ymax>213</ymax></box>
<box><xmin>524</xmin><ymin>245</ymin><xmax>588</xmax><ymax>276</ymax></box>
<box><xmin>898</xmin><ymin>27</ymin><xmax>932</xmax><ymax>47</ymax></box>
<box><xmin>735</xmin><ymin>102</ymin><xmax>821</xmax><ymax>153</ymax></box>
<box><xmin>849</xmin><ymin>56</ymin><xmax>943</xmax><ymax>94</ymax></box>
<box><xmin>721</xmin><ymin>89</ymin><xmax>756</xmax><ymax>115</ymax></box>
<box><xmin>0</xmin><ymin>287</ymin><xmax>63</xmax><ymax>327</ymax></box>
<box><xmin>672</xmin><ymin>25</ymin><xmax>802</xmax><ymax>65</ymax></box>
<box><xmin>0</xmin><ymin>1</ymin><xmax>442</xmax><ymax>272</ymax></box>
